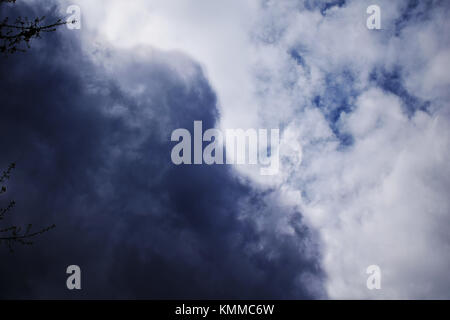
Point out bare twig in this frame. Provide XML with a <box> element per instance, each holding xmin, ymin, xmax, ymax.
<box><xmin>0</xmin><ymin>163</ymin><xmax>56</xmax><ymax>252</ymax></box>
<box><xmin>0</xmin><ymin>0</ymin><xmax>67</xmax><ymax>54</ymax></box>
<box><xmin>0</xmin><ymin>224</ymin><xmax>56</xmax><ymax>252</ymax></box>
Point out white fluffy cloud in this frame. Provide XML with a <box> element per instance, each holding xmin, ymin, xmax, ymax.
<box><xmin>62</xmin><ymin>0</ymin><xmax>450</xmax><ymax>298</ymax></box>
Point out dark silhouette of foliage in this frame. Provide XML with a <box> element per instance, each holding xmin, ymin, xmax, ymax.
<box><xmin>0</xmin><ymin>2</ymin><xmax>59</xmax><ymax>252</ymax></box>
<box><xmin>0</xmin><ymin>0</ymin><xmax>67</xmax><ymax>55</ymax></box>
<box><xmin>0</xmin><ymin>163</ymin><xmax>56</xmax><ymax>252</ymax></box>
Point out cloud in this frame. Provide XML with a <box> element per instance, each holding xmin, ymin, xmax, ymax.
<box><xmin>73</xmin><ymin>0</ymin><xmax>450</xmax><ymax>299</ymax></box>
<box><xmin>2</xmin><ymin>0</ymin><xmax>450</xmax><ymax>299</ymax></box>
<box><xmin>0</xmin><ymin>0</ymin><xmax>323</xmax><ymax>298</ymax></box>
<box><xmin>248</xmin><ymin>0</ymin><xmax>450</xmax><ymax>298</ymax></box>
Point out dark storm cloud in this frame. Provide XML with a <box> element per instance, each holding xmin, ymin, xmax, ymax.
<box><xmin>0</xmin><ymin>1</ymin><xmax>324</xmax><ymax>299</ymax></box>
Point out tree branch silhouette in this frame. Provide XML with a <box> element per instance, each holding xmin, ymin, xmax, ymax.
<box><xmin>0</xmin><ymin>163</ymin><xmax>56</xmax><ymax>252</ymax></box>
<box><xmin>0</xmin><ymin>0</ymin><xmax>67</xmax><ymax>55</ymax></box>
<box><xmin>0</xmin><ymin>1</ymin><xmax>60</xmax><ymax>251</ymax></box>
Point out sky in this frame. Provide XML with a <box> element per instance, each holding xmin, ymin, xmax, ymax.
<box><xmin>0</xmin><ymin>0</ymin><xmax>449</xmax><ymax>299</ymax></box>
